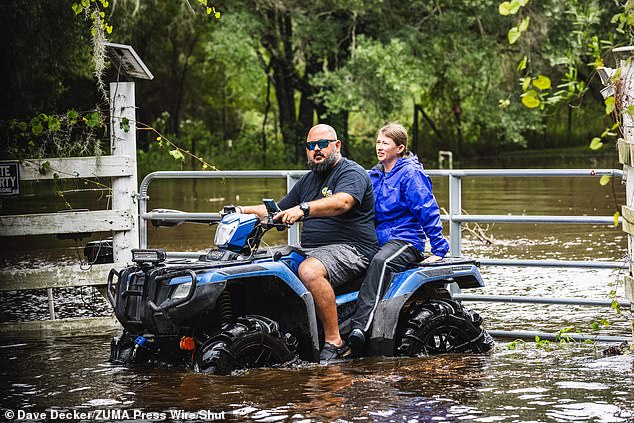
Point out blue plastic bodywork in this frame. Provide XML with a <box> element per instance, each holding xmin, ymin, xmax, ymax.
<box><xmin>167</xmin><ymin>250</ymin><xmax>309</xmax><ymax>297</ymax></box>
<box><xmin>215</xmin><ymin>213</ymin><xmax>259</xmax><ymax>252</ymax></box>
<box><xmin>165</xmin><ymin>248</ymin><xmax>484</xmax><ymax>309</ymax></box>
<box><xmin>385</xmin><ymin>263</ymin><xmax>485</xmax><ymax>298</ymax></box>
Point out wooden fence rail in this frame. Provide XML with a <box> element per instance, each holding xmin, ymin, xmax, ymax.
<box><xmin>0</xmin><ymin>82</ymin><xmax>140</xmax><ymax>337</ymax></box>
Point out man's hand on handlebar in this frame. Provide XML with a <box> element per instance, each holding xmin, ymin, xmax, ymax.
<box><xmin>259</xmin><ymin>215</ymin><xmax>286</xmax><ymax>231</ymax></box>
<box><xmin>220</xmin><ymin>205</ymin><xmax>238</xmax><ymax>216</ymax></box>
<box><xmin>273</xmin><ymin>206</ymin><xmax>303</xmax><ymax>226</ymax></box>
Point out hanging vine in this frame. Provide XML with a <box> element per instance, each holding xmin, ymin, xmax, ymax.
<box><xmin>72</xmin><ymin>0</ymin><xmax>112</xmax><ymax>102</ymax></box>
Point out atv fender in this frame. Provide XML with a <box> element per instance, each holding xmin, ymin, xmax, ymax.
<box><xmin>385</xmin><ymin>263</ymin><xmax>485</xmax><ymax>299</ymax></box>
<box><xmin>300</xmin><ymin>290</ymin><xmax>321</xmax><ymax>362</ymax></box>
<box><xmin>367</xmin><ymin>294</ymin><xmax>410</xmax><ymax>356</ymax></box>
<box><xmin>166</xmin><ymin>262</ymin><xmax>321</xmax><ymax>361</ymax></box>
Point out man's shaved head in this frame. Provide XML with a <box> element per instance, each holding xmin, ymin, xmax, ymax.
<box><xmin>307</xmin><ymin>124</ymin><xmax>337</xmax><ymax>141</ymax></box>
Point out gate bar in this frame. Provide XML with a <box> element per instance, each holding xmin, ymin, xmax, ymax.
<box><xmin>479</xmin><ymin>258</ymin><xmax>628</xmax><ymax>269</ymax></box>
<box><xmin>425</xmin><ymin>169</ymin><xmax>624</xmax><ymax>177</ymax></box>
<box><xmin>454</xmin><ymin>293</ymin><xmax>631</xmax><ymax>308</ymax></box>
<box><xmin>138</xmin><ymin>170</ymin><xmax>307</xmax><ymax>248</ymax></box>
<box><xmin>488</xmin><ymin>329</ymin><xmax>631</xmax><ymax>343</ymax></box>
<box><xmin>455</xmin><ymin>215</ymin><xmax>621</xmax><ymax>224</ymax></box>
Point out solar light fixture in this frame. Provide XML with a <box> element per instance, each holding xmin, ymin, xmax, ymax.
<box><xmin>104</xmin><ymin>42</ymin><xmax>154</xmax><ymax>80</ymax></box>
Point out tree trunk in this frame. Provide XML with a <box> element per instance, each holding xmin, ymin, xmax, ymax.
<box><xmin>172</xmin><ymin>34</ymin><xmax>198</xmax><ymax>136</ymax></box>
<box><xmin>297</xmin><ymin>94</ymin><xmax>314</xmax><ymax>162</ymax></box>
<box><xmin>317</xmin><ymin>106</ymin><xmax>350</xmax><ymax>159</ymax></box>
<box><xmin>452</xmin><ymin>99</ymin><xmax>464</xmax><ymax>158</ymax></box>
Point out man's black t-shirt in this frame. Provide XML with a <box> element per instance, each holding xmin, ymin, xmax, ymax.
<box><xmin>278</xmin><ymin>158</ymin><xmax>378</xmax><ymax>259</ymax></box>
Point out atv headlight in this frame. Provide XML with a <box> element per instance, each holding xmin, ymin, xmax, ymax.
<box><xmin>214</xmin><ymin>220</ymin><xmax>239</xmax><ymax>247</ymax></box>
<box><xmin>131</xmin><ymin>249</ymin><xmax>166</xmax><ymax>264</ymax></box>
<box><xmin>172</xmin><ymin>282</ymin><xmax>192</xmax><ymax>299</ymax></box>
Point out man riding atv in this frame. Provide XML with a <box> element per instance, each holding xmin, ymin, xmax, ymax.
<box><xmin>107</xmin><ymin>125</ymin><xmax>494</xmax><ymax>375</ymax></box>
<box><xmin>238</xmin><ymin>123</ymin><xmax>378</xmax><ymax>363</ymax></box>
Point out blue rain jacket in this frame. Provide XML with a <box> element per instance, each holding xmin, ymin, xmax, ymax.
<box><xmin>369</xmin><ymin>154</ymin><xmax>449</xmax><ymax>257</ymax></box>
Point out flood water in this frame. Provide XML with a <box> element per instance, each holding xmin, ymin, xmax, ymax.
<box><xmin>1</xmin><ymin>155</ymin><xmax>633</xmax><ymax>422</ymax></box>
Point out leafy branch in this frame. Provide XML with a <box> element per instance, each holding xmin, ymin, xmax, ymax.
<box><xmin>498</xmin><ymin>0</ymin><xmax>634</xmax><ymax>152</ymax></box>
<box><xmin>136</xmin><ymin>122</ymin><xmax>217</xmax><ymax>171</ymax></box>
<box><xmin>196</xmin><ymin>0</ymin><xmax>221</xmax><ymax>18</ymax></box>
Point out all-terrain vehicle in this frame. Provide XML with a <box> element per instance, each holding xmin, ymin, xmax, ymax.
<box><xmin>108</xmin><ymin>201</ymin><xmax>494</xmax><ymax>374</ymax></box>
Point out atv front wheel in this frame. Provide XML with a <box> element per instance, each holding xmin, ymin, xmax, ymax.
<box><xmin>396</xmin><ymin>299</ymin><xmax>494</xmax><ymax>356</ymax></box>
<box><xmin>109</xmin><ymin>331</ymin><xmax>140</xmax><ymax>364</ymax></box>
<box><xmin>195</xmin><ymin>315</ymin><xmax>297</xmax><ymax>375</ymax></box>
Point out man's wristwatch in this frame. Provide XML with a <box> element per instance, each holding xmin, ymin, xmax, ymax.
<box><xmin>299</xmin><ymin>202</ymin><xmax>310</xmax><ymax>218</ymax></box>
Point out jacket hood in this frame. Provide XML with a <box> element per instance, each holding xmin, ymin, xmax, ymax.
<box><xmin>372</xmin><ymin>152</ymin><xmax>421</xmax><ymax>175</ymax></box>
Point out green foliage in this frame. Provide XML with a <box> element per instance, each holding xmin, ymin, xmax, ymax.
<box><xmin>534</xmin><ymin>336</ymin><xmax>552</xmax><ymax>351</ymax></box>
<box><xmin>589</xmin><ymin>137</ymin><xmax>604</xmax><ymax>150</ymax></box>
<box><xmin>313</xmin><ymin>36</ymin><xmax>420</xmax><ymax>118</ymax></box>
<box><xmin>591</xmin><ymin>318</ymin><xmax>610</xmax><ymax>331</ymax></box>
<box><xmin>507</xmin><ymin>338</ymin><xmax>527</xmax><ymax>350</ymax></box>
<box><xmin>2</xmin><ymin>109</ymin><xmax>106</xmax><ymax>160</ymax></box>
<box><xmin>198</xmin><ymin>0</ymin><xmax>221</xmax><ymax>18</ymax></box>
<box><xmin>604</xmin><ymin>97</ymin><xmax>616</xmax><ymax>115</ymax></box>
<box><xmin>499</xmin><ymin>0</ymin><xmax>528</xmax><ymax>16</ymax></box>
<box><xmin>555</xmin><ymin>327</ymin><xmax>576</xmax><ymax>344</ymax></box>
<box><xmin>522</xmin><ymin>90</ymin><xmax>541</xmax><ymax>108</ymax></box>
<box><xmin>83</xmin><ymin>111</ymin><xmax>102</xmax><ymax>128</ymax></box>
<box><xmin>169</xmin><ymin>149</ymin><xmax>185</xmax><ymax>162</ymax></box>
<box><xmin>38</xmin><ymin>161</ymin><xmax>51</xmax><ymax>175</ymax></box>
<box><xmin>119</xmin><ymin>117</ymin><xmax>130</xmax><ymax>133</ymax></box>
<box><xmin>498</xmin><ymin>0</ymin><xmax>634</xmax><ymax>152</ymax></box>
<box><xmin>72</xmin><ymin>0</ymin><xmax>112</xmax><ymax>34</ymax></box>
<box><xmin>4</xmin><ymin>0</ymin><xmax>632</xmax><ymax>170</ymax></box>
<box><xmin>533</xmin><ymin>75</ymin><xmax>552</xmax><ymax>90</ymax></box>
<box><xmin>0</xmin><ymin>1</ymin><xmax>95</xmax><ymax>121</ymax></box>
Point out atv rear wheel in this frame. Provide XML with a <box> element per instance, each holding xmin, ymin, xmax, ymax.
<box><xmin>195</xmin><ymin>315</ymin><xmax>297</xmax><ymax>375</ymax></box>
<box><xmin>396</xmin><ymin>299</ymin><xmax>494</xmax><ymax>356</ymax></box>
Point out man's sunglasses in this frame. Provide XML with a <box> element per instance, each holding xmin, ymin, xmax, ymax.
<box><xmin>306</xmin><ymin>139</ymin><xmax>336</xmax><ymax>151</ymax></box>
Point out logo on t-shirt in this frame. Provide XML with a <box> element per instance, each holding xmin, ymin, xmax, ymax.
<box><xmin>321</xmin><ymin>186</ymin><xmax>332</xmax><ymax>197</ymax></box>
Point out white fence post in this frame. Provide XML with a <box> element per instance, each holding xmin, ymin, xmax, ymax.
<box><xmin>608</xmin><ymin>48</ymin><xmax>634</xmax><ymax>323</ymax></box>
<box><xmin>449</xmin><ymin>174</ymin><xmax>462</xmax><ymax>257</ymax></box>
<box><xmin>287</xmin><ymin>173</ymin><xmax>301</xmax><ymax>246</ymax></box>
<box><xmin>110</xmin><ymin>82</ymin><xmax>139</xmax><ymax>264</ymax></box>
<box><xmin>438</xmin><ymin>150</ymin><xmax>453</xmax><ymax>170</ymax></box>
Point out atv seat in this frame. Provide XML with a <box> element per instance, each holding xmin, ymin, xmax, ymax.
<box><xmin>409</xmin><ymin>256</ymin><xmax>479</xmax><ymax>269</ymax></box>
<box><xmin>333</xmin><ymin>258</ymin><xmax>479</xmax><ymax>296</ymax></box>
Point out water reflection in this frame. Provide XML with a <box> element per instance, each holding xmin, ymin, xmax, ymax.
<box><xmin>2</xmin><ymin>336</ymin><xmax>632</xmax><ymax>421</ymax></box>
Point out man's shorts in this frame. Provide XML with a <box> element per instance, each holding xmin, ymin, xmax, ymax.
<box><xmin>303</xmin><ymin>244</ymin><xmax>370</xmax><ymax>287</ymax></box>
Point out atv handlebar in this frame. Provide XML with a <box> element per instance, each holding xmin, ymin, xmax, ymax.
<box><xmin>260</xmin><ymin>216</ymin><xmax>290</xmax><ymax>231</ymax></box>
<box><xmin>147</xmin><ymin>209</ymin><xmax>223</xmax><ymax>228</ymax></box>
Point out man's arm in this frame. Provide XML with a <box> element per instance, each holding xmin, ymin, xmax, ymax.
<box><xmin>273</xmin><ymin>193</ymin><xmax>357</xmax><ymax>225</ymax></box>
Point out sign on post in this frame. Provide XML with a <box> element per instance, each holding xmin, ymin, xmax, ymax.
<box><xmin>0</xmin><ymin>162</ymin><xmax>20</xmax><ymax>196</ymax></box>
